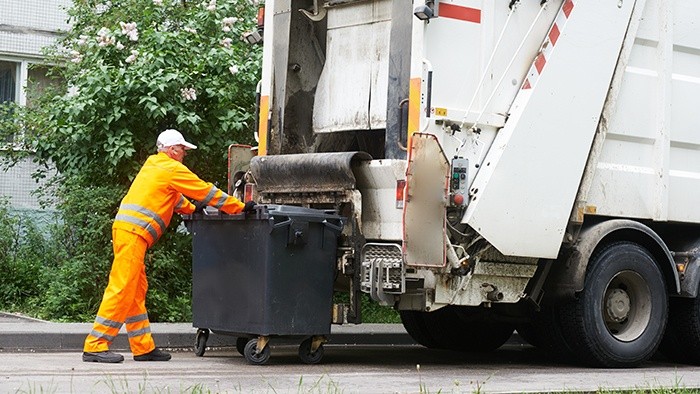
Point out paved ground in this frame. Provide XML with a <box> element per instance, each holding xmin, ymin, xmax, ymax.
<box><xmin>3</xmin><ymin>345</ymin><xmax>699</xmax><ymax>393</ymax></box>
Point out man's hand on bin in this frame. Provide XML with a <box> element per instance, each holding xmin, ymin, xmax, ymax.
<box><xmin>194</xmin><ymin>201</ymin><xmax>206</xmax><ymax>214</ymax></box>
<box><xmin>243</xmin><ymin>201</ymin><xmax>257</xmax><ymax>213</ymax></box>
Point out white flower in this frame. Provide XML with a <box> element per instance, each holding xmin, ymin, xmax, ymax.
<box><xmin>206</xmin><ymin>0</ymin><xmax>216</xmax><ymax>11</ymax></box>
<box><xmin>221</xmin><ymin>17</ymin><xmax>238</xmax><ymax>32</ymax></box>
<box><xmin>183</xmin><ymin>26</ymin><xmax>197</xmax><ymax>34</ymax></box>
<box><xmin>77</xmin><ymin>35</ymin><xmax>89</xmax><ymax>46</ymax></box>
<box><xmin>96</xmin><ymin>27</ymin><xmax>115</xmax><ymax>47</ymax></box>
<box><xmin>180</xmin><ymin>87</ymin><xmax>197</xmax><ymax>101</ymax></box>
<box><xmin>66</xmin><ymin>85</ymin><xmax>80</xmax><ymax>98</ymax></box>
<box><xmin>120</xmin><ymin>22</ymin><xmax>139</xmax><ymax>42</ymax></box>
<box><xmin>70</xmin><ymin>50</ymin><xmax>83</xmax><ymax>63</ymax></box>
<box><xmin>220</xmin><ymin>37</ymin><xmax>232</xmax><ymax>48</ymax></box>
<box><xmin>153</xmin><ymin>0</ymin><xmax>163</xmax><ymax>5</ymax></box>
<box><xmin>115</xmin><ymin>42</ymin><xmax>125</xmax><ymax>50</ymax></box>
<box><xmin>125</xmin><ymin>50</ymin><xmax>139</xmax><ymax>63</ymax></box>
<box><xmin>228</xmin><ymin>65</ymin><xmax>239</xmax><ymax>75</ymax></box>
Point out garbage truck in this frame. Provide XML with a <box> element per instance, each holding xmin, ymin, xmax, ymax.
<box><xmin>227</xmin><ymin>0</ymin><xmax>700</xmax><ymax>368</ymax></box>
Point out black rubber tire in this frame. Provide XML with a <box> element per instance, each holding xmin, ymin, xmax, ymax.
<box><xmin>243</xmin><ymin>338</ymin><xmax>271</xmax><ymax>365</ymax></box>
<box><xmin>298</xmin><ymin>337</ymin><xmax>324</xmax><ymax>364</ymax></box>
<box><xmin>399</xmin><ymin>310</ymin><xmax>441</xmax><ymax>348</ymax></box>
<box><xmin>558</xmin><ymin>242</ymin><xmax>668</xmax><ymax>368</ymax></box>
<box><xmin>194</xmin><ymin>329</ymin><xmax>209</xmax><ymax>357</ymax></box>
<box><xmin>449</xmin><ymin>306</ymin><xmax>514</xmax><ymax>352</ymax></box>
<box><xmin>401</xmin><ymin>306</ymin><xmax>513</xmax><ymax>352</ymax></box>
<box><xmin>516</xmin><ymin>306</ymin><xmax>576</xmax><ymax>362</ymax></box>
<box><xmin>659</xmin><ymin>296</ymin><xmax>700</xmax><ymax>364</ymax></box>
<box><xmin>236</xmin><ymin>337</ymin><xmax>249</xmax><ymax>356</ymax></box>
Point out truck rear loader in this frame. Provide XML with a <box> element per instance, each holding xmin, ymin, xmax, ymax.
<box><xmin>229</xmin><ymin>0</ymin><xmax>700</xmax><ymax>368</ymax></box>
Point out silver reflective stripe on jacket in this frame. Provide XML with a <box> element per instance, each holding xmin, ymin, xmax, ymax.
<box><xmin>174</xmin><ymin>195</ymin><xmax>187</xmax><ymax>210</ymax></box>
<box><xmin>116</xmin><ymin>203</ymin><xmax>167</xmax><ymax>240</ymax></box>
<box><xmin>200</xmin><ymin>186</ymin><xmax>218</xmax><ymax>206</ymax></box>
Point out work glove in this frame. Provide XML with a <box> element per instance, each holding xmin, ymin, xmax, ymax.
<box><xmin>194</xmin><ymin>201</ymin><xmax>206</xmax><ymax>214</ymax></box>
<box><xmin>243</xmin><ymin>201</ymin><xmax>257</xmax><ymax>213</ymax></box>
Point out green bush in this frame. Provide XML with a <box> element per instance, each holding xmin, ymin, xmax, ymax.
<box><xmin>0</xmin><ymin>200</ymin><xmax>55</xmax><ymax>313</ymax></box>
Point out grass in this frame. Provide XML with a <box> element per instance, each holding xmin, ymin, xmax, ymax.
<box><xmin>9</xmin><ymin>369</ymin><xmax>700</xmax><ymax>394</ymax></box>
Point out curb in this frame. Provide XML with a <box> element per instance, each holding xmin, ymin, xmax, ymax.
<box><xmin>0</xmin><ymin>318</ymin><xmax>415</xmax><ymax>352</ymax></box>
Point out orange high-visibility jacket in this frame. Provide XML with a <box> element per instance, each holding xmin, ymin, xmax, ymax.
<box><xmin>113</xmin><ymin>152</ymin><xmax>244</xmax><ymax>246</ymax></box>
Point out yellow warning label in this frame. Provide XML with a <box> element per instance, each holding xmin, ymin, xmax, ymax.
<box><xmin>434</xmin><ymin>107</ymin><xmax>447</xmax><ymax>117</ymax></box>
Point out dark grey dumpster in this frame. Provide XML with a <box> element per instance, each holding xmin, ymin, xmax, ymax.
<box><xmin>188</xmin><ymin>204</ymin><xmax>344</xmax><ymax>364</ymax></box>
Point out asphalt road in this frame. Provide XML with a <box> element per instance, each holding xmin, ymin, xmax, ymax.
<box><xmin>2</xmin><ymin>344</ymin><xmax>700</xmax><ymax>393</ymax></box>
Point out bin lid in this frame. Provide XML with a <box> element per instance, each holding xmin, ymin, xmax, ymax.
<box><xmin>185</xmin><ymin>204</ymin><xmax>343</xmax><ymax>223</ymax></box>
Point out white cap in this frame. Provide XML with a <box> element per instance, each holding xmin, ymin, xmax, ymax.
<box><xmin>157</xmin><ymin>129</ymin><xmax>197</xmax><ymax>150</ymax></box>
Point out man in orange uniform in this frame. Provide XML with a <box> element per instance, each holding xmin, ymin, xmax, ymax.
<box><xmin>83</xmin><ymin>129</ymin><xmax>254</xmax><ymax>363</ymax></box>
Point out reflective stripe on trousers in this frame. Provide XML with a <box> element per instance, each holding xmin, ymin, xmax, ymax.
<box><xmin>83</xmin><ymin>229</ymin><xmax>155</xmax><ymax>356</ymax></box>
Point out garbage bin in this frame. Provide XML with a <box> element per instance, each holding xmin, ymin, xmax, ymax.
<box><xmin>188</xmin><ymin>204</ymin><xmax>344</xmax><ymax>364</ymax></box>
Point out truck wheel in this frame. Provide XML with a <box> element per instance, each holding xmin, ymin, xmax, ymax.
<box><xmin>244</xmin><ymin>338</ymin><xmax>271</xmax><ymax>365</ymax></box>
<box><xmin>516</xmin><ymin>306</ymin><xmax>575</xmax><ymax>362</ymax></box>
<box><xmin>194</xmin><ymin>329</ymin><xmax>209</xmax><ymax>357</ymax></box>
<box><xmin>559</xmin><ymin>242</ymin><xmax>668</xmax><ymax>367</ymax></box>
<box><xmin>399</xmin><ymin>310</ymin><xmax>441</xmax><ymax>348</ymax></box>
<box><xmin>659</xmin><ymin>296</ymin><xmax>700</xmax><ymax>364</ymax></box>
<box><xmin>449</xmin><ymin>307</ymin><xmax>514</xmax><ymax>352</ymax></box>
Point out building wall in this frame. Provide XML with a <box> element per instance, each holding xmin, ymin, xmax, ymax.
<box><xmin>0</xmin><ymin>0</ymin><xmax>70</xmax><ymax>210</ymax></box>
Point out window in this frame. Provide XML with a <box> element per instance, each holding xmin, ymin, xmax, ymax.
<box><xmin>0</xmin><ymin>61</ymin><xmax>18</xmax><ymax>104</ymax></box>
<box><xmin>26</xmin><ymin>65</ymin><xmax>55</xmax><ymax>108</ymax></box>
<box><xmin>0</xmin><ymin>61</ymin><xmax>19</xmax><ymax>143</ymax></box>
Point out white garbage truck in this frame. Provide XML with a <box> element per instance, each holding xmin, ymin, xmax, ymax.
<box><xmin>231</xmin><ymin>0</ymin><xmax>700</xmax><ymax>367</ymax></box>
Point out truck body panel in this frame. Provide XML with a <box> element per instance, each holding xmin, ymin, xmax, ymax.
<box><xmin>238</xmin><ymin>0</ymin><xmax>700</xmax><ymax>367</ymax></box>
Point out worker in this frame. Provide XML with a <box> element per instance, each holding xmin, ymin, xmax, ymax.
<box><xmin>82</xmin><ymin>129</ymin><xmax>255</xmax><ymax>363</ymax></box>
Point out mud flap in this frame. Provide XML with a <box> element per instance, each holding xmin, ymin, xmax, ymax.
<box><xmin>404</xmin><ymin>133</ymin><xmax>449</xmax><ymax>267</ymax></box>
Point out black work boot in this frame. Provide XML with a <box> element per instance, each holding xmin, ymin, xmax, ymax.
<box><xmin>83</xmin><ymin>351</ymin><xmax>125</xmax><ymax>363</ymax></box>
<box><xmin>134</xmin><ymin>347</ymin><xmax>171</xmax><ymax>361</ymax></box>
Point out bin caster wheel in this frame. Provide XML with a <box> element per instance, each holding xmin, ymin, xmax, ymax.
<box><xmin>194</xmin><ymin>329</ymin><xmax>209</xmax><ymax>357</ymax></box>
<box><xmin>298</xmin><ymin>337</ymin><xmax>324</xmax><ymax>364</ymax></box>
<box><xmin>244</xmin><ymin>338</ymin><xmax>271</xmax><ymax>365</ymax></box>
<box><xmin>236</xmin><ymin>337</ymin><xmax>248</xmax><ymax>356</ymax></box>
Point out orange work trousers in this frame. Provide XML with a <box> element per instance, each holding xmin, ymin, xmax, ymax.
<box><xmin>83</xmin><ymin>228</ymin><xmax>155</xmax><ymax>356</ymax></box>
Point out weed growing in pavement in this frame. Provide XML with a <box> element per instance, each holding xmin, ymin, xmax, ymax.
<box><xmin>13</xmin><ymin>379</ymin><xmax>58</xmax><ymax>394</ymax></box>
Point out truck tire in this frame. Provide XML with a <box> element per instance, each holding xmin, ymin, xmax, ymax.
<box><xmin>558</xmin><ymin>242</ymin><xmax>668</xmax><ymax>367</ymax></box>
<box><xmin>449</xmin><ymin>307</ymin><xmax>514</xmax><ymax>352</ymax></box>
<box><xmin>401</xmin><ymin>307</ymin><xmax>513</xmax><ymax>352</ymax></box>
<box><xmin>659</xmin><ymin>296</ymin><xmax>700</xmax><ymax>364</ymax></box>
<box><xmin>399</xmin><ymin>310</ymin><xmax>442</xmax><ymax>348</ymax></box>
<box><xmin>516</xmin><ymin>306</ymin><xmax>575</xmax><ymax>362</ymax></box>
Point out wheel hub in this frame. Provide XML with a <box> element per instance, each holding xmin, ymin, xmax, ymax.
<box><xmin>606</xmin><ymin>288</ymin><xmax>631</xmax><ymax>323</ymax></box>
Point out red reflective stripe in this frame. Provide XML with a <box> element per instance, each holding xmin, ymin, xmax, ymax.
<box><xmin>563</xmin><ymin>0</ymin><xmax>574</xmax><ymax>18</ymax></box>
<box><xmin>522</xmin><ymin>79</ymin><xmax>531</xmax><ymax>90</ymax></box>
<box><xmin>438</xmin><ymin>3</ymin><xmax>481</xmax><ymax>24</ymax></box>
<box><xmin>534</xmin><ymin>53</ymin><xmax>546</xmax><ymax>74</ymax></box>
<box><xmin>549</xmin><ymin>24</ymin><xmax>561</xmax><ymax>46</ymax></box>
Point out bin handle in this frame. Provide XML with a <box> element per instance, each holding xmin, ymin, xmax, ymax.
<box><xmin>272</xmin><ymin>218</ymin><xmax>293</xmax><ymax>230</ymax></box>
<box><xmin>323</xmin><ymin>219</ymin><xmax>344</xmax><ymax>232</ymax></box>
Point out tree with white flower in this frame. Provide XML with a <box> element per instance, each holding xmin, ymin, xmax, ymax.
<box><xmin>12</xmin><ymin>0</ymin><xmax>261</xmax><ymax>186</ymax></box>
